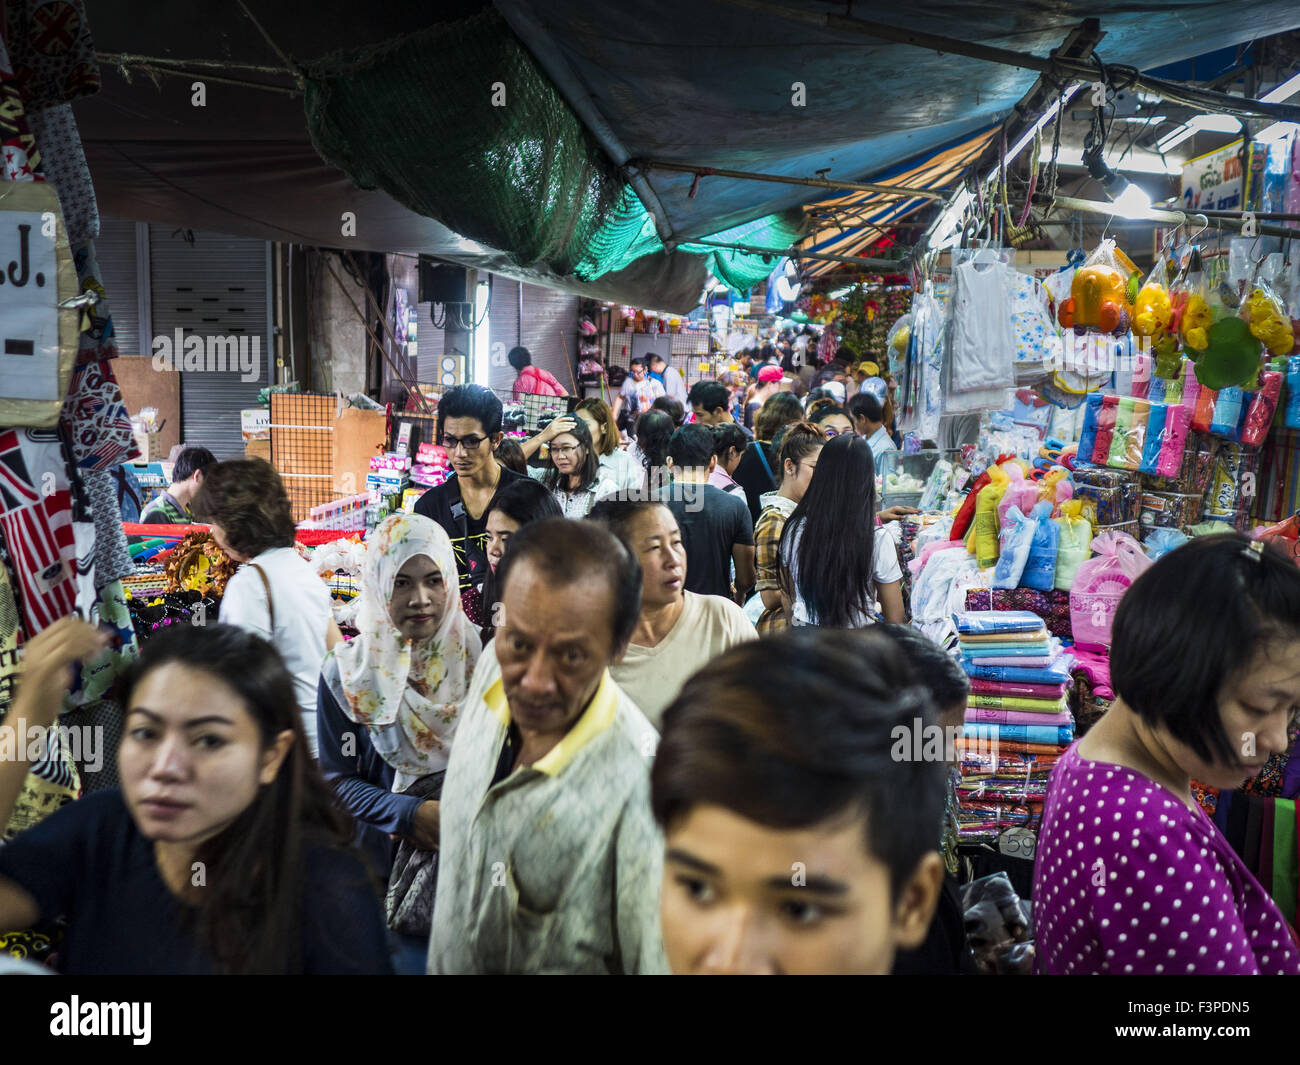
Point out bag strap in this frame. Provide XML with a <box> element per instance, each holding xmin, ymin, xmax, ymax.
<box><xmin>249</xmin><ymin>562</ymin><xmax>275</xmax><ymax>633</ymax></box>
<box><xmin>752</xmin><ymin>441</ymin><xmax>776</xmax><ymax>484</ymax></box>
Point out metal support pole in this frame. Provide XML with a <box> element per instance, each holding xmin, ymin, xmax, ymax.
<box><xmin>637</xmin><ymin>159</ymin><xmax>950</xmax><ymax>202</ymax></box>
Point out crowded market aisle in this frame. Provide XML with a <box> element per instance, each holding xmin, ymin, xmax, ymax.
<box><xmin>2</xmin><ymin>0</ymin><xmax>1300</xmax><ymax>1003</ymax></box>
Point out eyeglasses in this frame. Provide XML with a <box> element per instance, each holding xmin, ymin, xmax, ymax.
<box><xmin>823</xmin><ymin>428</ymin><xmax>854</xmax><ymax>439</ymax></box>
<box><xmin>550</xmin><ymin>445</ymin><xmax>582</xmax><ymax>458</ymax></box>
<box><xmin>440</xmin><ymin>434</ymin><xmax>487</xmax><ymax>452</ymax></box>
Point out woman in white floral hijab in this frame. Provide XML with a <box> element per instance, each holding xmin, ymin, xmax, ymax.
<box><xmin>321</xmin><ymin>514</ymin><xmax>481</xmax><ymax>792</ymax></box>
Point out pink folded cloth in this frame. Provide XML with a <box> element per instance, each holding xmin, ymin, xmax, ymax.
<box><xmin>910</xmin><ymin>539</ymin><xmax>966</xmax><ymax>576</ymax></box>
<box><xmin>968</xmin><ymin>678</ymin><xmax>1069</xmax><ymax>700</ymax></box>
<box><xmin>1071</xmin><ymin>647</ymin><xmax>1113</xmax><ymax>691</ymax></box>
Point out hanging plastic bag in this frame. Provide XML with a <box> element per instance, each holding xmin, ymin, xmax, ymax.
<box><xmin>1242</xmin><ymin>370</ymin><xmax>1283</xmax><ymax>446</ymax></box>
<box><xmin>1143</xmin><ymin>527</ymin><xmax>1188</xmax><ymax>561</ymax></box>
<box><xmin>971</xmin><ymin>464</ymin><xmax>1011</xmax><ymax>569</ymax></box>
<box><xmin>1020</xmin><ymin>500</ymin><xmax>1059</xmax><ymax>590</ymax></box>
<box><xmin>1057</xmin><ymin>239</ymin><xmax>1139</xmax><ymax>336</ymax></box>
<box><xmin>1133</xmin><ymin>257</ymin><xmax>1174</xmax><ymax>338</ymax></box>
<box><xmin>1069</xmin><ymin>530</ymin><xmax>1153</xmax><ymax>650</ymax></box>
<box><xmin>1174</xmin><ymin>249</ymin><xmax>1215</xmax><ymax>353</ymax></box>
<box><xmin>1053</xmin><ymin>499</ymin><xmax>1092</xmax><ymax>592</ymax></box>
<box><xmin>1241</xmin><ymin>283</ymin><xmax>1296</xmax><ymax>357</ymax></box>
<box><xmin>992</xmin><ymin>506</ymin><xmax>1037</xmax><ymax>589</ymax></box>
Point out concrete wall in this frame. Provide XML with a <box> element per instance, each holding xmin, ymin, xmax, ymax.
<box><xmin>308</xmin><ymin>250</ymin><xmax>368</xmax><ymax>397</ymax></box>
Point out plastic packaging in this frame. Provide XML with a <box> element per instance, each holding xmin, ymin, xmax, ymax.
<box><xmin>1174</xmin><ymin>254</ymin><xmax>1214</xmax><ymax>352</ymax></box>
<box><xmin>1106</xmin><ymin>396</ymin><xmax>1134</xmax><ymax>468</ymax></box>
<box><xmin>1138</xmin><ymin>402</ymin><xmax>1166</xmax><ymax>474</ymax></box>
<box><xmin>1210</xmin><ymin>386</ymin><xmax>1245</xmax><ymax>437</ymax></box>
<box><xmin>1076</xmin><ymin>392</ymin><xmax>1104</xmax><ymax>467</ymax></box>
<box><xmin>1155</xmin><ymin>403</ymin><xmax>1191</xmax><ymax>478</ymax></box>
<box><xmin>1133</xmin><ymin>268</ymin><xmax>1172</xmax><ymax>337</ymax></box>
<box><xmin>995</xmin><ymin>463</ymin><xmax>1028</xmax><ymax>528</ymax></box>
<box><xmin>992</xmin><ymin>506</ymin><xmax>1037</xmax><ymax>589</ymax></box>
<box><xmin>1053</xmin><ymin>499</ymin><xmax>1092</xmax><ymax>592</ymax></box>
<box><xmin>1057</xmin><ymin>240</ymin><xmax>1136</xmax><ymax>336</ymax></box>
<box><xmin>972</xmin><ymin>466</ymin><xmax>1010</xmax><ymax>569</ymax></box>
<box><xmin>1242</xmin><ymin>284</ymin><xmax>1295</xmax><ymax>356</ymax></box>
<box><xmin>1180</xmin><ymin>358</ymin><xmax>1201</xmax><ymax>416</ymax></box>
<box><xmin>1131</xmin><ymin>349</ymin><xmax>1152</xmax><ymax>400</ymax></box>
<box><xmin>1191</xmin><ymin>382</ymin><xmax>1219</xmax><ymax>433</ymax></box>
<box><xmin>1069</xmin><ymin>529</ymin><xmax>1152</xmax><ymax>650</ymax></box>
<box><xmin>1020</xmin><ymin>501</ymin><xmax>1059</xmax><ymax>591</ymax></box>
<box><xmin>1072</xmin><ymin>467</ymin><xmax>1142</xmax><ymax>526</ymax></box>
<box><xmin>1286</xmin><ymin>355</ymin><xmax>1300</xmax><ymax>430</ymax></box>
<box><xmin>1092</xmin><ymin>395</ymin><xmax>1119</xmax><ymax>464</ymax></box>
<box><xmin>1142</xmin><ymin>527</ymin><xmax>1188</xmax><ymax>560</ymax></box>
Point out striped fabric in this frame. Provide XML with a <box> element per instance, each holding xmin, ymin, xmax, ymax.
<box><xmin>799</xmin><ymin>126</ymin><xmax>999</xmax><ymax>277</ymax></box>
<box><xmin>0</xmin><ymin>429</ymin><xmax>77</xmax><ymax>633</ymax></box>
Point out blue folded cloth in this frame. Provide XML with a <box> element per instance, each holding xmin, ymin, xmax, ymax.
<box><xmin>963</xmin><ymin>723</ymin><xmax>1075</xmax><ymax>745</ymax></box>
<box><xmin>953</xmin><ymin>610</ymin><xmax>1047</xmax><ymax>636</ymax></box>
<box><xmin>962</xmin><ymin>655</ymin><xmax>1075</xmax><ymax>686</ymax></box>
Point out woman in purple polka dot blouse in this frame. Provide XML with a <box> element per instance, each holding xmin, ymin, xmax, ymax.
<box><xmin>1035</xmin><ymin>535</ymin><xmax>1300</xmax><ymax>975</ymax></box>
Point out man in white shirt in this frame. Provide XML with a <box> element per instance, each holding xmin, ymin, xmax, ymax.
<box><xmin>612</xmin><ymin>357</ymin><xmax>665</xmax><ymax>426</ymax></box>
<box><xmin>590</xmin><ymin>499</ymin><xmax>756</xmax><ymax>728</ymax></box>
<box><xmin>848</xmin><ymin>391</ymin><xmax>897</xmax><ymax>467</ymax></box>
<box><xmin>649</xmin><ymin>354</ymin><xmax>688</xmax><ymax>406</ymax></box>
<box><xmin>427</xmin><ymin>518</ymin><xmax>666</xmax><ymax>974</ymax></box>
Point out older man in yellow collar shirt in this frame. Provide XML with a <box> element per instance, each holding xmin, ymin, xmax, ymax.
<box><xmin>427</xmin><ymin>518</ymin><xmax>667</xmax><ymax>974</ymax></box>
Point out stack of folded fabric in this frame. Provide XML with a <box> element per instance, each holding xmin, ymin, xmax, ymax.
<box><xmin>953</xmin><ymin>611</ymin><xmax>1076</xmax><ymax>844</ymax></box>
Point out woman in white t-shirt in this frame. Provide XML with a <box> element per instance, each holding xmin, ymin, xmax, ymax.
<box><xmin>777</xmin><ymin>434</ymin><xmax>905</xmax><ymax>627</ymax></box>
<box><xmin>195</xmin><ymin>459</ymin><xmax>341</xmax><ymax>758</ymax></box>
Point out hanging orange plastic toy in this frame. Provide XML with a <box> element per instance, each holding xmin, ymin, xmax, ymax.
<box><xmin>1058</xmin><ymin>265</ymin><xmax>1131</xmax><ymax>335</ymax></box>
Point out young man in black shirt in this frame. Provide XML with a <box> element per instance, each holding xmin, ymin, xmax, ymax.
<box><xmin>658</xmin><ymin>424</ymin><xmax>754</xmax><ymax>603</ymax></box>
<box><xmin>413</xmin><ymin>385</ymin><xmax>527</xmax><ymax>624</ymax></box>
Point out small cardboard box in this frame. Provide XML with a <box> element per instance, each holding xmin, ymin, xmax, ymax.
<box><xmin>241</xmin><ymin>407</ymin><xmax>270</xmax><ymax>441</ymax></box>
<box><xmin>133</xmin><ymin>429</ymin><xmax>164</xmax><ymax>462</ymax></box>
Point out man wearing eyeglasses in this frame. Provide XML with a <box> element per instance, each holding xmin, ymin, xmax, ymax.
<box><xmin>413</xmin><ymin>385</ymin><xmax>529</xmax><ymax>625</ymax></box>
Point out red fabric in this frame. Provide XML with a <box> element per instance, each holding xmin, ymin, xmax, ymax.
<box><xmin>0</xmin><ymin>488</ymin><xmax>76</xmax><ymax>633</ymax></box>
<box><xmin>950</xmin><ymin>471</ymin><xmax>990</xmax><ymax>543</ymax></box>
<box><xmin>121</xmin><ymin>523</ymin><xmax>210</xmax><ymax>537</ymax></box>
<box><xmin>513</xmin><ymin>366</ymin><xmax>567</xmax><ymax>401</ymax></box>
<box><xmin>294</xmin><ymin>529</ymin><xmax>365</xmax><ymax>546</ymax></box>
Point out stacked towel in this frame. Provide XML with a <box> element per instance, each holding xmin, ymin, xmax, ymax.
<box><xmin>953</xmin><ymin>611</ymin><xmax>1077</xmax><ymax>843</ymax></box>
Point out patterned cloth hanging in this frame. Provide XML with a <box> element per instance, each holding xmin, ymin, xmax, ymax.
<box><xmin>25</xmin><ymin>102</ymin><xmax>96</xmax><ymax>243</ymax></box>
<box><xmin>3</xmin><ymin>0</ymin><xmax>101</xmax><ymax>111</ymax></box>
<box><xmin>0</xmin><ymin>34</ymin><xmax>41</xmax><ymax>179</ymax></box>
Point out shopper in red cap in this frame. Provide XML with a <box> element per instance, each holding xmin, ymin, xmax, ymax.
<box><xmin>744</xmin><ymin>365</ymin><xmax>786</xmax><ymax>432</ymax></box>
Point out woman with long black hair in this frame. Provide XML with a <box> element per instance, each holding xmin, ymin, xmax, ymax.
<box><xmin>0</xmin><ymin>618</ymin><xmax>391</xmax><ymax>974</ymax></box>
<box><xmin>481</xmin><ymin>478</ymin><xmax>563</xmax><ymax>643</ymax></box>
<box><xmin>778</xmin><ymin>433</ymin><xmax>905</xmax><ymax>628</ymax></box>
<box><xmin>631</xmin><ymin>408</ymin><xmax>675</xmax><ymax>490</ymax></box>
<box><xmin>529</xmin><ymin>415</ymin><xmax>615</xmax><ymax>518</ymax></box>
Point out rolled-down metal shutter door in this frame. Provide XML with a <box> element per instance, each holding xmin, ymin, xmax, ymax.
<box><xmin>415</xmin><ymin>300</ymin><xmax>445</xmax><ymax>383</ymax></box>
<box><xmin>520</xmin><ymin>282</ymin><xmax>579</xmax><ymax>394</ymax></box>
<box><xmin>149</xmin><ymin>227</ymin><xmax>271</xmax><ymax>458</ymax></box>
<box><xmin>487</xmin><ymin>274</ymin><xmax>519</xmax><ymax>396</ymax></box>
<box><xmin>95</xmin><ymin>217</ymin><xmax>141</xmax><ymax>358</ymax></box>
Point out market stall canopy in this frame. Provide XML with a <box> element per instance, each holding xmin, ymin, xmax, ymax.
<box><xmin>800</xmin><ymin>126</ymin><xmax>1001</xmax><ymax>279</ymax></box>
<box><xmin>79</xmin><ymin>0</ymin><xmax>1300</xmax><ymax>311</ymax></box>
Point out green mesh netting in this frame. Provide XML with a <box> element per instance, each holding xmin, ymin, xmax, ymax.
<box><xmin>304</xmin><ymin>9</ymin><xmax>626</xmax><ymax>277</ymax></box>
<box><xmin>681</xmin><ymin>212</ymin><xmax>806</xmax><ymax>291</ymax></box>
<box><xmin>571</xmin><ymin>185</ymin><xmax>664</xmax><ymax>281</ymax></box>
<box><xmin>303</xmin><ymin>8</ymin><xmax>805</xmax><ymax>294</ymax></box>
